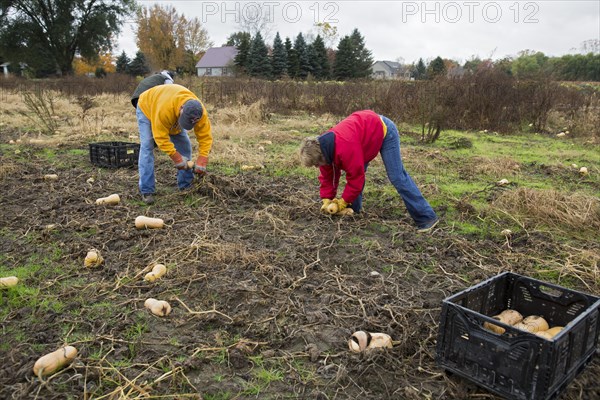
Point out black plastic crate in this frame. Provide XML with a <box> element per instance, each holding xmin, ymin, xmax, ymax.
<box><xmin>89</xmin><ymin>141</ymin><xmax>139</xmax><ymax>168</ymax></box>
<box><xmin>436</xmin><ymin>272</ymin><xmax>600</xmax><ymax>400</ymax></box>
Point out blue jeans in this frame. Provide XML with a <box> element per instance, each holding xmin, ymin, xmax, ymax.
<box><xmin>136</xmin><ymin>106</ymin><xmax>193</xmax><ymax>194</ymax></box>
<box><xmin>351</xmin><ymin>116</ymin><xmax>437</xmax><ymax>227</ymax></box>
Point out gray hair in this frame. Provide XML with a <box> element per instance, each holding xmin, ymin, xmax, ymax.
<box><xmin>299</xmin><ymin>136</ymin><xmax>325</xmax><ymax>167</ymax></box>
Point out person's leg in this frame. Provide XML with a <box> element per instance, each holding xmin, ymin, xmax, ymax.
<box><xmin>171</xmin><ymin>130</ymin><xmax>194</xmax><ymax>189</ymax></box>
<box><xmin>137</xmin><ymin>106</ymin><xmax>156</xmax><ymax>195</ymax></box>
<box><xmin>379</xmin><ymin>116</ymin><xmax>438</xmax><ymax>227</ymax></box>
<box><xmin>350</xmin><ymin>164</ymin><xmax>368</xmax><ymax>213</ymax></box>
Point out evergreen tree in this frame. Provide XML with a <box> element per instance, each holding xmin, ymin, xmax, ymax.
<box><xmin>226</xmin><ymin>31</ymin><xmax>251</xmax><ymax>47</ymax></box>
<box><xmin>115</xmin><ymin>51</ymin><xmax>130</xmax><ymax>74</ymax></box>
<box><xmin>333</xmin><ymin>36</ymin><xmax>354</xmax><ymax>80</ymax></box>
<box><xmin>247</xmin><ymin>32</ymin><xmax>271</xmax><ymax>78</ymax></box>
<box><xmin>284</xmin><ymin>37</ymin><xmax>297</xmax><ymax>78</ymax></box>
<box><xmin>294</xmin><ymin>33</ymin><xmax>311</xmax><ymax>79</ymax></box>
<box><xmin>414</xmin><ymin>58</ymin><xmax>427</xmax><ymax>80</ymax></box>
<box><xmin>309</xmin><ymin>35</ymin><xmax>329</xmax><ymax>80</ymax></box>
<box><xmin>349</xmin><ymin>29</ymin><xmax>373</xmax><ymax>78</ymax></box>
<box><xmin>428</xmin><ymin>56</ymin><xmax>446</xmax><ymax>79</ymax></box>
<box><xmin>128</xmin><ymin>51</ymin><xmax>150</xmax><ymax>76</ymax></box>
<box><xmin>271</xmin><ymin>32</ymin><xmax>288</xmax><ymax>79</ymax></box>
<box><xmin>233</xmin><ymin>32</ymin><xmax>252</xmax><ymax>74</ymax></box>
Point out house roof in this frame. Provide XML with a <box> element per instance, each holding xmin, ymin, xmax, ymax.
<box><xmin>196</xmin><ymin>46</ymin><xmax>238</xmax><ymax>68</ymax></box>
<box><xmin>380</xmin><ymin>61</ymin><xmax>401</xmax><ymax>71</ymax></box>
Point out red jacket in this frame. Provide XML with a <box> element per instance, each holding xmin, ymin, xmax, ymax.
<box><xmin>318</xmin><ymin>110</ymin><xmax>386</xmax><ymax>204</ymax></box>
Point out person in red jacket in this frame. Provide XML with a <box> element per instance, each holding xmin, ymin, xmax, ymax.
<box><xmin>299</xmin><ymin>110</ymin><xmax>439</xmax><ymax>233</ymax></box>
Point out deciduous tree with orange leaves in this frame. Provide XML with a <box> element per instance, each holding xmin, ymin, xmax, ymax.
<box><xmin>136</xmin><ymin>4</ymin><xmax>212</xmax><ymax>73</ymax></box>
<box><xmin>73</xmin><ymin>53</ymin><xmax>116</xmax><ymax>76</ymax></box>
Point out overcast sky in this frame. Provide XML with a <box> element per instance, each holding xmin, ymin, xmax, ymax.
<box><xmin>116</xmin><ymin>1</ymin><xmax>600</xmax><ymax>64</ymax></box>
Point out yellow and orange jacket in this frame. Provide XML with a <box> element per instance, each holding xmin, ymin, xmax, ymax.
<box><xmin>138</xmin><ymin>84</ymin><xmax>212</xmax><ymax>158</ymax></box>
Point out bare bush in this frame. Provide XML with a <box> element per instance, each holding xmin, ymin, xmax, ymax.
<box><xmin>2</xmin><ymin>74</ymin><xmax>597</xmax><ymax>138</ymax></box>
<box><xmin>20</xmin><ymin>88</ymin><xmax>58</xmax><ymax>134</ymax></box>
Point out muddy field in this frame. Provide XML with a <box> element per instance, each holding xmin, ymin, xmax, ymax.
<box><xmin>0</xmin><ymin>134</ymin><xmax>599</xmax><ymax>400</ymax></box>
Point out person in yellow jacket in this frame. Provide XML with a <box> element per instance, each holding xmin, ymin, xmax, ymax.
<box><xmin>136</xmin><ymin>84</ymin><xmax>212</xmax><ymax>204</ymax></box>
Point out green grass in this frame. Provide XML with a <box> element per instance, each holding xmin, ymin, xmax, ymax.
<box><xmin>204</xmin><ymin>391</ymin><xmax>233</xmax><ymax>400</ymax></box>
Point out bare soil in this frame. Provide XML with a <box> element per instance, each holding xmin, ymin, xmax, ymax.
<box><xmin>0</xmin><ymin>142</ymin><xmax>598</xmax><ymax>400</ymax></box>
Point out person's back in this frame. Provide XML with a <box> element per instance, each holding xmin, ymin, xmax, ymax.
<box><xmin>131</xmin><ymin>71</ymin><xmax>174</xmax><ymax>108</ymax></box>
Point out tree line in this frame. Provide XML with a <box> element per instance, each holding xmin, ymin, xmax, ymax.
<box><xmin>410</xmin><ymin>48</ymin><xmax>599</xmax><ymax>82</ymax></box>
<box><xmin>228</xmin><ymin>28</ymin><xmax>373</xmax><ymax>81</ymax></box>
<box><xmin>0</xmin><ymin>0</ymin><xmax>597</xmax><ymax>82</ymax></box>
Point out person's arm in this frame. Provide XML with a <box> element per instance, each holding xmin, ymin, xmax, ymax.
<box><xmin>319</xmin><ymin>165</ymin><xmax>337</xmax><ymax>199</ymax></box>
<box><xmin>192</xmin><ymin>107</ymin><xmax>212</xmax><ymax>158</ymax></box>
<box><xmin>192</xmin><ymin>104</ymin><xmax>213</xmax><ymax>173</ymax></box>
<box><xmin>340</xmin><ymin>148</ymin><xmax>365</xmax><ymax>204</ymax></box>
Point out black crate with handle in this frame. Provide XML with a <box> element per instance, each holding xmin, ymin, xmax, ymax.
<box><xmin>89</xmin><ymin>141</ymin><xmax>140</xmax><ymax>168</ymax></box>
<box><xmin>436</xmin><ymin>272</ymin><xmax>600</xmax><ymax>400</ymax></box>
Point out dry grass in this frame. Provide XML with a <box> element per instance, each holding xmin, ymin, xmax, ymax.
<box><xmin>0</xmin><ymin>160</ymin><xmax>18</xmax><ymax>180</ymax></box>
<box><xmin>472</xmin><ymin>156</ymin><xmax>521</xmax><ymax>176</ymax></box>
<box><xmin>491</xmin><ymin>187</ymin><xmax>600</xmax><ymax>234</ymax></box>
<box><xmin>0</xmin><ymin>90</ymin><xmax>137</xmax><ymax>145</ymax></box>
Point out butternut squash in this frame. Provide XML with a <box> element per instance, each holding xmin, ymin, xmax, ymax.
<box><xmin>43</xmin><ymin>174</ymin><xmax>58</xmax><ymax>181</ymax></box>
<box><xmin>514</xmin><ymin>315</ymin><xmax>549</xmax><ymax>333</ymax></box>
<box><xmin>348</xmin><ymin>330</ymin><xmax>368</xmax><ymax>352</ymax></box>
<box><xmin>326</xmin><ymin>202</ymin><xmax>339</xmax><ymax>214</ymax></box>
<box><xmin>144</xmin><ymin>298</ymin><xmax>172</xmax><ymax>316</ymax></box>
<box><xmin>545</xmin><ymin>326</ymin><xmax>564</xmax><ymax>338</ymax></box>
<box><xmin>95</xmin><ymin>194</ymin><xmax>120</xmax><ymax>205</ymax></box>
<box><xmin>483</xmin><ymin>309</ymin><xmax>523</xmax><ymax>334</ymax></box>
<box><xmin>135</xmin><ymin>216</ymin><xmax>164</xmax><ymax>230</ymax></box>
<box><xmin>84</xmin><ymin>249</ymin><xmax>103</xmax><ymax>268</ymax></box>
<box><xmin>535</xmin><ymin>331</ymin><xmax>554</xmax><ymax>340</ymax></box>
<box><xmin>0</xmin><ymin>276</ymin><xmax>19</xmax><ymax>288</ymax></box>
<box><xmin>348</xmin><ymin>331</ymin><xmax>393</xmax><ymax>353</ymax></box>
<box><xmin>326</xmin><ymin>204</ymin><xmax>354</xmax><ymax>216</ymax></box>
<box><xmin>32</xmin><ymin>346</ymin><xmax>77</xmax><ymax>377</ymax></box>
<box><xmin>144</xmin><ymin>264</ymin><xmax>167</xmax><ymax>282</ymax></box>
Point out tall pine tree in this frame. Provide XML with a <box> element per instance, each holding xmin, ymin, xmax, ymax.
<box><xmin>294</xmin><ymin>33</ymin><xmax>311</xmax><ymax>79</ymax></box>
<box><xmin>309</xmin><ymin>35</ymin><xmax>329</xmax><ymax>80</ymax></box>
<box><xmin>247</xmin><ymin>32</ymin><xmax>271</xmax><ymax>78</ymax></box>
<box><xmin>233</xmin><ymin>32</ymin><xmax>252</xmax><ymax>74</ymax></box>
<box><xmin>115</xmin><ymin>51</ymin><xmax>130</xmax><ymax>74</ymax></box>
<box><xmin>333</xmin><ymin>36</ymin><xmax>354</xmax><ymax>80</ymax></box>
<box><xmin>128</xmin><ymin>51</ymin><xmax>150</xmax><ymax>76</ymax></box>
<box><xmin>271</xmin><ymin>32</ymin><xmax>288</xmax><ymax>79</ymax></box>
<box><xmin>428</xmin><ymin>56</ymin><xmax>446</xmax><ymax>79</ymax></box>
<box><xmin>284</xmin><ymin>37</ymin><xmax>296</xmax><ymax>78</ymax></box>
<box><xmin>349</xmin><ymin>29</ymin><xmax>373</xmax><ymax>78</ymax></box>
<box><xmin>414</xmin><ymin>58</ymin><xmax>427</xmax><ymax>80</ymax></box>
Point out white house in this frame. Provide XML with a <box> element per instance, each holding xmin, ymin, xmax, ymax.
<box><xmin>196</xmin><ymin>46</ymin><xmax>238</xmax><ymax>77</ymax></box>
<box><xmin>1</xmin><ymin>62</ymin><xmax>10</xmax><ymax>77</ymax></box>
<box><xmin>372</xmin><ymin>61</ymin><xmax>412</xmax><ymax>80</ymax></box>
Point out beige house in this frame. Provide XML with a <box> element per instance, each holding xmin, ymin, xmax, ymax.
<box><xmin>372</xmin><ymin>61</ymin><xmax>412</xmax><ymax>80</ymax></box>
<box><xmin>196</xmin><ymin>46</ymin><xmax>238</xmax><ymax>77</ymax></box>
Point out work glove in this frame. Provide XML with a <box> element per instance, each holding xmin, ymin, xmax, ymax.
<box><xmin>170</xmin><ymin>152</ymin><xmax>190</xmax><ymax>170</ymax></box>
<box><xmin>333</xmin><ymin>198</ymin><xmax>349</xmax><ymax>212</ymax></box>
<box><xmin>320</xmin><ymin>199</ymin><xmax>332</xmax><ymax>213</ymax></box>
<box><xmin>193</xmin><ymin>155</ymin><xmax>208</xmax><ymax>175</ymax></box>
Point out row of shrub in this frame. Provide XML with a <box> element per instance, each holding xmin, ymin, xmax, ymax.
<box><xmin>1</xmin><ymin>71</ymin><xmax>598</xmax><ymax>139</ymax></box>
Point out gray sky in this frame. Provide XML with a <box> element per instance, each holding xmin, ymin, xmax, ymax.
<box><xmin>117</xmin><ymin>1</ymin><xmax>600</xmax><ymax>64</ymax></box>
